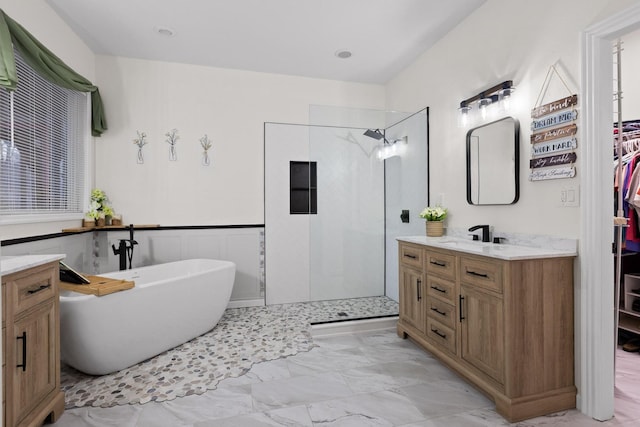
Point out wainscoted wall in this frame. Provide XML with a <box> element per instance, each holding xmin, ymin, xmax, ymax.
<box><xmin>2</xmin><ymin>226</ymin><xmax>264</xmax><ymax>306</ymax></box>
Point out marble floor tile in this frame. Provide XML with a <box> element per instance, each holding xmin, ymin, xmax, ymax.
<box><xmin>307</xmin><ymin>389</ymin><xmax>427</xmax><ymax>426</ymax></box>
<box><xmin>339</xmin><ymin>359</ymin><xmax>459</xmax><ymax>394</ymax></box>
<box><xmin>286</xmin><ymin>346</ymin><xmax>372</xmax><ymax>376</ymax></box>
<box><xmin>159</xmin><ymin>385</ymin><xmax>254</xmax><ymax>424</ymax></box>
<box><xmin>399</xmin><ymin>407</ymin><xmax>511</xmax><ymax>427</ymax></box>
<box><xmin>399</xmin><ymin>408</ymin><xmax>615</xmax><ymax>427</ymax></box>
<box><xmin>54</xmin><ymin>405</ymin><xmax>146</xmax><ymax>427</ymax></box>
<box><xmin>615</xmin><ymin>347</ymin><xmax>640</xmax><ymax>423</ymax></box>
<box><xmin>360</xmin><ymin>339</ymin><xmax>433</xmax><ymax>365</ymax></box>
<box><xmin>52</xmin><ymin>328</ymin><xmax>640</xmax><ymax>427</ymax></box>
<box><xmin>399</xmin><ymin>380</ymin><xmax>494</xmax><ymax>420</ymax></box>
<box><xmin>193</xmin><ymin>405</ymin><xmax>313</xmax><ymax>427</ymax></box>
<box><xmin>251</xmin><ymin>371</ymin><xmax>354</xmax><ymax>411</ymax></box>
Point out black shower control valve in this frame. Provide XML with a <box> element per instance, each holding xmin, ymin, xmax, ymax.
<box><xmin>400</xmin><ymin>209</ymin><xmax>410</xmax><ymax>223</ymax></box>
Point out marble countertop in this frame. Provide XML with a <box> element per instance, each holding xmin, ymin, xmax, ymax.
<box><xmin>397</xmin><ymin>236</ymin><xmax>577</xmax><ymax>260</ymax></box>
<box><xmin>1</xmin><ymin>254</ymin><xmax>65</xmax><ymax>276</ymax></box>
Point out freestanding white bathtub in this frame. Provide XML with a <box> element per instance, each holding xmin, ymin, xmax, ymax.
<box><xmin>59</xmin><ymin>259</ymin><xmax>235</xmax><ymax>375</ymax></box>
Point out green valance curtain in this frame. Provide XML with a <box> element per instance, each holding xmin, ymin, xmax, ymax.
<box><xmin>0</xmin><ymin>9</ymin><xmax>107</xmax><ymax>136</ymax></box>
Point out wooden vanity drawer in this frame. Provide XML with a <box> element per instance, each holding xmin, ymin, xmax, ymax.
<box><xmin>426</xmin><ymin>276</ymin><xmax>456</xmax><ymax>305</ymax></box>
<box><xmin>427</xmin><ymin>298</ymin><xmax>456</xmax><ymax>329</ymax></box>
<box><xmin>427</xmin><ymin>317</ymin><xmax>456</xmax><ymax>354</ymax></box>
<box><xmin>460</xmin><ymin>256</ymin><xmax>503</xmax><ymax>293</ymax></box>
<box><xmin>10</xmin><ymin>264</ymin><xmax>56</xmax><ymax>315</ymax></box>
<box><xmin>399</xmin><ymin>243</ymin><xmax>423</xmax><ymax>269</ymax></box>
<box><xmin>425</xmin><ymin>251</ymin><xmax>456</xmax><ymax>280</ymax></box>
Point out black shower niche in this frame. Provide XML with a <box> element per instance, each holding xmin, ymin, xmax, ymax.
<box><xmin>290</xmin><ymin>161</ymin><xmax>317</xmax><ymax>215</ymax></box>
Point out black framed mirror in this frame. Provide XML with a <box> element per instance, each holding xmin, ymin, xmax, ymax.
<box><xmin>466</xmin><ymin>116</ymin><xmax>520</xmax><ymax>205</ymax></box>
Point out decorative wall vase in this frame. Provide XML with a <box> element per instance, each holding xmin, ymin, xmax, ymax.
<box><xmin>200</xmin><ymin>134</ymin><xmax>212</xmax><ymax>166</ymax></box>
<box><xmin>426</xmin><ymin>221</ymin><xmax>444</xmax><ymax>237</ymax></box>
<box><xmin>133</xmin><ymin>130</ymin><xmax>148</xmax><ymax>165</ymax></box>
<box><xmin>166</xmin><ymin>128</ymin><xmax>179</xmax><ymax>161</ymax></box>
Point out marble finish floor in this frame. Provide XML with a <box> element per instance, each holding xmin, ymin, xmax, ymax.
<box><xmin>615</xmin><ymin>346</ymin><xmax>640</xmax><ymax>423</ymax></box>
<box><xmin>54</xmin><ymin>329</ymin><xmax>639</xmax><ymax>427</ymax></box>
<box><xmin>61</xmin><ymin>296</ymin><xmax>398</xmax><ymax>408</ymax></box>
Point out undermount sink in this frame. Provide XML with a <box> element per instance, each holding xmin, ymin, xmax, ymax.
<box><xmin>436</xmin><ymin>239</ymin><xmax>490</xmax><ymax>250</ymax></box>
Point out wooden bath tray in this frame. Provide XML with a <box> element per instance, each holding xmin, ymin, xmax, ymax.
<box><xmin>60</xmin><ymin>275</ymin><xmax>135</xmax><ymax>296</ymax></box>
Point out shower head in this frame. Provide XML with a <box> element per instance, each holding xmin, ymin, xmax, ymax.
<box><xmin>363</xmin><ymin>129</ymin><xmax>385</xmax><ymax>140</ymax></box>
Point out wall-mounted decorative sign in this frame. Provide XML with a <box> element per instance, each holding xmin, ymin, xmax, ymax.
<box><xmin>165</xmin><ymin>128</ymin><xmax>179</xmax><ymax>161</ymax></box>
<box><xmin>133</xmin><ymin>130</ymin><xmax>148</xmax><ymax>164</ymax></box>
<box><xmin>531</xmin><ymin>137</ymin><xmax>577</xmax><ymax>157</ymax></box>
<box><xmin>530</xmin><ymin>166</ymin><xmax>576</xmax><ymax>181</ymax></box>
<box><xmin>531</xmin><ymin>95</ymin><xmax>578</xmax><ymax>119</ymax></box>
<box><xmin>529</xmin><ymin>152</ymin><xmax>577</xmax><ymax>169</ymax></box>
<box><xmin>529</xmin><ymin>64</ymin><xmax>578</xmax><ymax>181</ymax></box>
<box><xmin>531</xmin><ymin>123</ymin><xmax>577</xmax><ymax>144</ymax></box>
<box><xmin>531</xmin><ymin>109</ymin><xmax>578</xmax><ymax>132</ymax></box>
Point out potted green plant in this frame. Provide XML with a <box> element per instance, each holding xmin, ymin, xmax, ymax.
<box><xmin>419</xmin><ymin>206</ymin><xmax>448</xmax><ymax>237</ymax></box>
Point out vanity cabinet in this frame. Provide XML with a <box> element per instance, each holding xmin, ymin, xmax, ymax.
<box><xmin>399</xmin><ymin>244</ymin><xmax>425</xmax><ymax>334</ymax></box>
<box><xmin>397</xmin><ymin>241</ymin><xmax>576</xmax><ymax>422</ymax></box>
<box><xmin>2</xmin><ymin>260</ymin><xmax>65</xmax><ymax>427</ymax></box>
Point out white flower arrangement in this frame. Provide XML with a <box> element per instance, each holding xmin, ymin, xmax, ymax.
<box><xmin>166</xmin><ymin>128</ymin><xmax>179</xmax><ymax>161</ymax></box>
<box><xmin>165</xmin><ymin>129</ymin><xmax>179</xmax><ymax>146</ymax></box>
<box><xmin>419</xmin><ymin>206</ymin><xmax>448</xmax><ymax>221</ymax></box>
<box><xmin>200</xmin><ymin>134</ymin><xmax>212</xmax><ymax>153</ymax></box>
<box><xmin>133</xmin><ymin>130</ymin><xmax>147</xmax><ymax>148</ymax></box>
<box><xmin>86</xmin><ymin>188</ymin><xmax>113</xmax><ymax>220</ymax></box>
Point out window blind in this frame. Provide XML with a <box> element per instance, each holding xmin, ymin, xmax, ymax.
<box><xmin>0</xmin><ymin>49</ymin><xmax>88</xmax><ymax>218</ymax></box>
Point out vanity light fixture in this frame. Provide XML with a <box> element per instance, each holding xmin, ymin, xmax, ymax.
<box><xmin>458</xmin><ymin>80</ymin><xmax>515</xmax><ymax>128</ymax></box>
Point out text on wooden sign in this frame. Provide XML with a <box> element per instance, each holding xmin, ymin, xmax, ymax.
<box><xmin>529</xmin><ymin>152</ymin><xmax>577</xmax><ymax>169</ymax></box>
<box><xmin>531</xmin><ymin>123</ymin><xmax>578</xmax><ymax>144</ymax></box>
<box><xmin>531</xmin><ymin>94</ymin><xmax>578</xmax><ymax>119</ymax></box>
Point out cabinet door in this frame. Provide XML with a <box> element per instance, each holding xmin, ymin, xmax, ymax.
<box><xmin>460</xmin><ymin>284</ymin><xmax>504</xmax><ymax>384</ymax></box>
<box><xmin>400</xmin><ymin>266</ymin><xmax>426</xmax><ymax>333</ymax></box>
<box><xmin>11</xmin><ymin>300</ymin><xmax>57</xmax><ymax>425</ymax></box>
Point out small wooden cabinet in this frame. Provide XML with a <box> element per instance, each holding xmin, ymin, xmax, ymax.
<box><xmin>2</xmin><ymin>260</ymin><xmax>65</xmax><ymax>427</ymax></box>
<box><xmin>397</xmin><ymin>241</ymin><xmax>576</xmax><ymax>422</ymax></box>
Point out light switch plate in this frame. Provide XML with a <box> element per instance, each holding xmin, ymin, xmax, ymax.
<box><xmin>560</xmin><ymin>184</ymin><xmax>579</xmax><ymax>207</ymax></box>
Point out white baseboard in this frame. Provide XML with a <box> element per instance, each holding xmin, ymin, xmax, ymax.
<box><xmin>310</xmin><ymin>316</ymin><xmax>398</xmax><ymax>337</ymax></box>
<box><xmin>227</xmin><ymin>298</ymin><xmax>265</xmax><ymax>309</ymax></box>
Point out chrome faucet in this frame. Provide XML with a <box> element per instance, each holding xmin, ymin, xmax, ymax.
<box><xmin>468</xmin><ymin>224</ymin><xmax>491</xmax><ymax>242</ymax></box>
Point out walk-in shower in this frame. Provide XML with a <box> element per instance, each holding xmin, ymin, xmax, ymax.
<box><xmin>264</xmin><ymin>107</ymin><xmax>428</xmax><ymax>321</ymax></box>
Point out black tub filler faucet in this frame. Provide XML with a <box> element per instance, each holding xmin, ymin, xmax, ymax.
<box><xmin>112</xmin><ymin>224</ymin><xmax>138</xmax><ymax>270</ymax></box>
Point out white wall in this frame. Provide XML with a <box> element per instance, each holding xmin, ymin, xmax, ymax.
<box><xmin>264</xmin><ymin>123</ymin><xmax>310</xmax><ymax>304</ymax></box>
<box><xmin>621</xmin><ymin>27</ymin><xmax>640</xmax><ymax>122</ymax></box>
<box><xmin>386</xmin><ymin>0</ymin><xmax>631</xmax><ymax>239</ymax></box>
<box><xmin>92</xmin><ymin>56</ymin><xmax>385</xmax><ymax>226</ymax></box>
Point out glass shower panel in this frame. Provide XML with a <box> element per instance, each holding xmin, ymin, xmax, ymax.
<box><xmin>308</xmin><ymin>126</ymin><xmax>385</xmax><ymax>301</ymax></box>
<box><xmin>384</xmin><ymin>109</ymin><xmax>429</xmax><ymax>302</ymax></box>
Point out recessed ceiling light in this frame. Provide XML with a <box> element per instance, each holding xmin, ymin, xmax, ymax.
<box><xmin>335</xmin><ymin>50</ymin><xmax>352</xmax><ymax>59</ymax></box>
<box><xmin>155</xmin><ymin>26</ymin><xmax>175</xmax><ymax>37</ymax></box>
